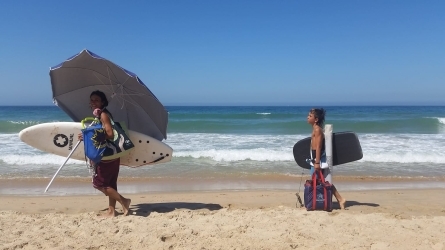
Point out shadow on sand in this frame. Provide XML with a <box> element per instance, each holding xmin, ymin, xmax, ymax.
<box><xmin>129</xmin><ymin>202</ymin><xmax>224</xmax><ymax>217</ymax></box>
<box><xmin>333</xmin><ymin>200</ymin><xmax>380</xmax><ymax>210</ymax></box>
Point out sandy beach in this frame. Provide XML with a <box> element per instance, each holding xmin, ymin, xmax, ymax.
<box><xmin>1</xmin><ymin>182</ymin><xmax>445</xmax><ymax>250</ymax></box>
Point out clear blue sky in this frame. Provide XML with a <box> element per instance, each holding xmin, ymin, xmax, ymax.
<box><xmin>0</xmin><ymin>1</ymin><xmax>444</xmax><ymax>106</ymax></box>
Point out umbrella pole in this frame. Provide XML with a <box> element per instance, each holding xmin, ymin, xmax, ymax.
<box><xmin>44</xmin><ymin>140</ymin><xmax>81</xmax><ymax>193</ymax></box>
<box><xmin>44</xmin><ymin>118</ymin><xmax>98</xmax><ymax>193</ymax></box>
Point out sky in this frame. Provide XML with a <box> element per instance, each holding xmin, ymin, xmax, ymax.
<box><xmin>0</xmin><ymin>1</ymin><xmax>444</xmax><ymax>106</ymax></box>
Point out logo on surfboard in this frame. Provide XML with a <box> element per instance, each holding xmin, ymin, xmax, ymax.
<box><xmin>53</xmin><ymin>134</ymin><xmax>68</xmax><ymax>148</ymax></box>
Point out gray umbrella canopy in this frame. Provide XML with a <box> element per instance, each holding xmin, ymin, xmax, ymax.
<box><xmin>50</xmin><ymin>49</ymin><xmax>168</xmax><ymax>140</ymax></box>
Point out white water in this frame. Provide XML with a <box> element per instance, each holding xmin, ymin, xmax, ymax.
<box><xmin>1</xmin><ymin>132</ymin><xmax>445</xmax><ymax>177</ymax></box>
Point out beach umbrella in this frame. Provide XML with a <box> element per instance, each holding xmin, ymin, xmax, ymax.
<box><xmin>50</xmin><ymin>49</ymin><xmax>168</xmax><ymax>141</ymax></box>
<box><xmin>44</xmin><ymin>49</ymin><xmax>168</xmax><ymax>192</ymax></box>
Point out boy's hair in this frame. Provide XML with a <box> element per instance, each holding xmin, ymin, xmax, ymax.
<box><xmin>310</xmin><ymin>108</ymin><xmax>326</xmax><ymax>127</ymax></box>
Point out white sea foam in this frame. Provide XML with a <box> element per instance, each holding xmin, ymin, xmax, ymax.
<box><xmin>166</xmin><ymin>133</ymin><xmax>445</xmax><ymax>163</ymax></box>
<box><xmin>360</xmin><ymin>152</ymin><xmax>445</xmax><ymax>163</ymax></box>
<box><xmin>358</xmin><ymin>133</ymin><xmax>445</xmax><ymax>163</ymax></box>
<box><xmin>8</xmin><ymin>120</ymin><xmax>41</xmax><ymax>125</ymax></box>
<box><xmin>4</xmin><ymin>132</ymin><xmax>445</xmax><ymax>164</ymax></box>
<box><xmin>0</xmin><ymin>134</ymin><xmax>83</xmax><ymax>169</ymax></box>
<box><xmin>436</xmin><ymin>117</ymin><xmax>445</xmax><ymax>125</ymax></box>
<box><xmin>256</xmin><ymin>113</ymin><xmax>271</xmax><ymax>115</ymax></box>
<box><xmin>0</xmin><ymin>154</ymin><xmax>83</xmax><ymax>166</ymax></box>
<box><xmin>174</xmin><ymin>148</ymin><xmax>293</xmax><ymax>162</ymax></box>
<box><xmin>173</xmin><ymin>148</ymin><xmax>445</xmax><ymax>163</ymax></box>
<box><xmin>2</xmin><ymin>132</ymin><xmax>445</xmax><ymax>176</ymax></box>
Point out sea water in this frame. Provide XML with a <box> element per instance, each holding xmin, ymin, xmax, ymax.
<box><xmin>1</xmin><ymin>106</ymin><xmax>445</xmax><ymax>194</ymax></box>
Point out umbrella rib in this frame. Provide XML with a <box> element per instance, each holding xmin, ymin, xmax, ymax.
<box><xmin>101</xmin><ymin>62</ymin><xmax>147</xmax><ymax>98</ymax></box>
<box><xmin>89</xmin><ymin>64</ymin><xmax>137</xmax><ymax>130</ymax></box>
<box><xmin>103</xmin><ymin>62</ymin><xmax>141</xmax><ymax>99</ymax></box>
<box><xmin>101</xmin><ymin>80</ymin><xmax>145</xmax><ymax>110</ymax></box>
<box><xmin>101</xmin><ymin>66</ymin><xmax>146</xmax><ymax>98</ymax></box>
<box><xmin>101</xmin><ymin>66</ymin><xmax>145</xmax><ymax>109</ymax></box>
<box><xmin>105</xmin><ymin>66</ymin><xmax>124</xmax><ymax>108</ymax></box>
<box><xmin>103</xmin><ymin>61</ymin><xmax>135</xmax><ymax>89</ymax></box>
<box><xmin>57</xmin><ymin>66</ymin><xmax>147</xmax><ymax>98</ymax></box>
<box><xmin>57</xmin><ymin>65</ymin><xmax>153</xmax><ymax>118</ymax></box>
<box><xmin>110</xmin><ymin>67</ymin><xmax>127</xmax><ymax>110</ymax></box>
<box><xmin>93</xmin><ymin>73</ymin><xmax>126</xmax><ymax>108</ymax></box>
<box><xmin>59</xmin><ymin>67</ymin><xmax>120</xmax><ymax>85</ymax></box>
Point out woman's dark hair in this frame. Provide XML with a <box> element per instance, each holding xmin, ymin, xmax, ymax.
<box><xmin>90</xmin><ymin>90</ymin><xmax>113</xmax><ymax>119</ymax></box>
<box><xmin>310</xmin><ymin>108</ymin><xmax>326</xmax><ymax>127</ymax></box>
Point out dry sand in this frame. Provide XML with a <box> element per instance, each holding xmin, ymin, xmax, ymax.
<box><xmin>1</xmin><ymin>187</ymin><xmax>445</xmax><ymax>250</ymax></box>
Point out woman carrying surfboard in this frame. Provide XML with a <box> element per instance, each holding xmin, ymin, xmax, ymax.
<box><xmin>307</xmin><ymin>108</ymin><xmax>346</xmax><ymax>210</ymax></box>
<box><xmin>78</xmin><ymin>90</ymin><xmax>131</xmax><ymax>217</ymax></box>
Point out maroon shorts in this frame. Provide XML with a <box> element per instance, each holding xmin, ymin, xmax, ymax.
<box><xmin>93</xmin><ymin>158</ymin><xmax>120</xmax><ymax>191</ymax></box>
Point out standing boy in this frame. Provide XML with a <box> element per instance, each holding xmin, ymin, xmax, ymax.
<box><xmin>307</xmin><ymin>108</ymin><xmax>346</xmax><ymax>209</ymax></box>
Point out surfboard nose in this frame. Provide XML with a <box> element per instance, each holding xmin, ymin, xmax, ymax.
<box><xmin>18</xmin><ymin>127</ymin><xmax>30</xmax><ymax>142</ymax></box>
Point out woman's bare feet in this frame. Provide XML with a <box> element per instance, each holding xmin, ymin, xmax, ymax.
<box><xmin>339</xmin><ymin>198</ymin><xmax>346</xmax><ymax>210</ymax></box>
<box><xmin>122</xmin><ymin>198</ymin><xmax>131</xmax><ymax>216</ymax></box>
<box><xmin>97</xmin><ymin>208</ymin><xmax>116</xmax><ymax>218</ymax></box>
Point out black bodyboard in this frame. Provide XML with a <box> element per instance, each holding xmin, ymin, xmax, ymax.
<box><xmin>293</xmin><ymin>131</ymin><xmax>363</xmax><ymax>169</ymax></box>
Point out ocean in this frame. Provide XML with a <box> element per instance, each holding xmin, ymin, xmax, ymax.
<box><xmin>1</xmin><ymin>106</ymin><xmax>445</xmax><ymax>195</ymax></box>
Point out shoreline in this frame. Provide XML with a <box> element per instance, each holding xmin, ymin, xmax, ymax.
<box><xmin>1</xmin><ymin>175</ymin><xmax>444</xmax><ymax>196</ymax></box>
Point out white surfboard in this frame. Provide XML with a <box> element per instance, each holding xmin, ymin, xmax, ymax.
<box><xmin>19</xmin><ymin>122</ymin><xmax>173</xmax><ymax>167</ymax></box>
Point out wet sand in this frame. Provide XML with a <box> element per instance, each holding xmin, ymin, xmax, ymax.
<box><xmin>1</xmin><ymin>175</ymin><xmax>445</xmax><ymax>196</ymax></box>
